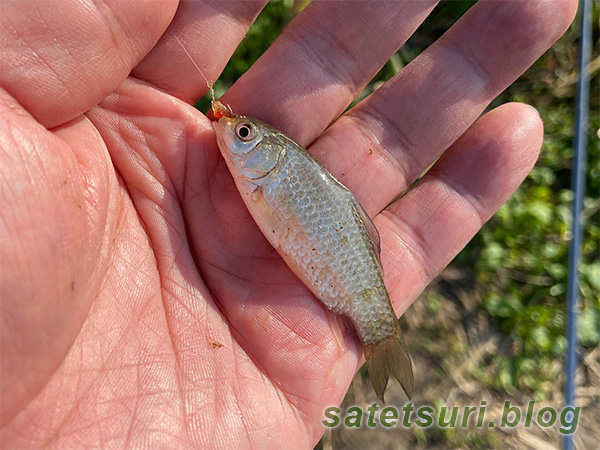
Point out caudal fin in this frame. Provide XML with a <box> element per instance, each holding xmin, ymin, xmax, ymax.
<box><xmin>364</xmin><ymin>330</ymin><xmax>413</xmax><ymax>402</ymax></box>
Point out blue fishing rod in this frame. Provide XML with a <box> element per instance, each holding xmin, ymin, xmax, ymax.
<box><xmin>563</xmin><ymin>0</ymin><xmax>591</xmax><ymax>449</ymax></box>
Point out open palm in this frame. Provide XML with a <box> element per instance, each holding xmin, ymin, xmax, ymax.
<box><xmin>1</xmin><ymin>0</ymin><xmax>576</xmax><ymax>448</ymax></box>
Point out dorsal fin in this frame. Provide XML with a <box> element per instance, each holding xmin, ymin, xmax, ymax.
<box><xmin>351</xmin><ymin>197</ymin><xmax>383</xmax><ymax>273</ymax></box>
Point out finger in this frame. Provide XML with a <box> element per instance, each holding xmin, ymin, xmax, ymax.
<box><xmin>309</xmin><ymin>0</ymin><xmax>577</xmax><ymax>215</ymax></box>
<box><xmin>0</xmin><ymin>0</ymin><xmax>177</xmax><ymax>128</ymax></box>
<box><xmin>132</xmin><ymin>0</ymin><xmax>269</xmax><ymax>104</ymax></box>
<box><xmin>218</xmin><ymin>0</ymin><xmax>439</xmax><ymax>143</ymax></box>
<box><xmin>374</xmin><ymin>103</ymin><xmax>543</xmax><ymax>315</ymax></box>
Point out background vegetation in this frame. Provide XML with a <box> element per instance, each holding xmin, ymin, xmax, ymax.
<box><xmin>198</xmin><ymin>1</ymin><xmax>599</xmax><ymax>448</ymax></box>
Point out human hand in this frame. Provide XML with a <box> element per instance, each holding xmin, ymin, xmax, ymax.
<box><xmin>0</xmin><ymin>0</ymin><xmax>576</xmax><ymax>448</ymax></box>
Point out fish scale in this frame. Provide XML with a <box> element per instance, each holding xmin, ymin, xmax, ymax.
<box><xmin>266</xmin><ymin>151</ymin><xmax>384</xmax><ymax>325</ymax></box>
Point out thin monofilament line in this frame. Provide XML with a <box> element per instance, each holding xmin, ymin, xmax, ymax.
<box><xmin>171</xmin><ymin>33</ymin><xmax>234</xmax><ymax>118</ymax></box>
<box><xmin>172</xmin><ymin>33</ymin><xmax>216</xmax><ymax>103</ymax></box>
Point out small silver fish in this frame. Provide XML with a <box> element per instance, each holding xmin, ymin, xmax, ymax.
<box><xmin>213</xmin><ymin>106</ymin><xmax>413</xmax><ymax>401</ymax></box>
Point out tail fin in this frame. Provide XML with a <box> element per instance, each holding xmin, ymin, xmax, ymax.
<box><xmin>364</xmin><ymin>330</ymin><xmax>413</xmax><ymax>402</ymax></box>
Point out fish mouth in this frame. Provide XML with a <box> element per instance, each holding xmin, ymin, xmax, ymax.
<box><xmin>214</xmin><ymin>116</ymin><xmax>251</xmax><ymax>160</ymax></box>
<box><xmin>212</xmin><ymin>119</ymin><xmax>226</xmax><ymax>150</ymax></box>
<box><xmin>212</xmin><ymin>115</ymin><xmax>233</xmax><ymax>132</ymax></box>
<box><xmin>212</xmin><ymin>116</ymin><xmax>234</xmax><ymax>145</ymax></box>
<box><xmin>212</xmin><ymin>117</ymin><xmax>222</xmax><ymax>132</ymax></box>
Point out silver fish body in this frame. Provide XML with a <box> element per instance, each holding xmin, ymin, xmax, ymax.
<box><xmin>214</xmin><ymin>115</ymin><xmax>413</xmax><ymax>400</ymax></box>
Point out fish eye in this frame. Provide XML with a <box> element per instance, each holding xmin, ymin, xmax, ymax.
<box><xmin>235</xmin><ymin>123</ymin><xmax>255</xmax><ymax>141</ymax></box>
